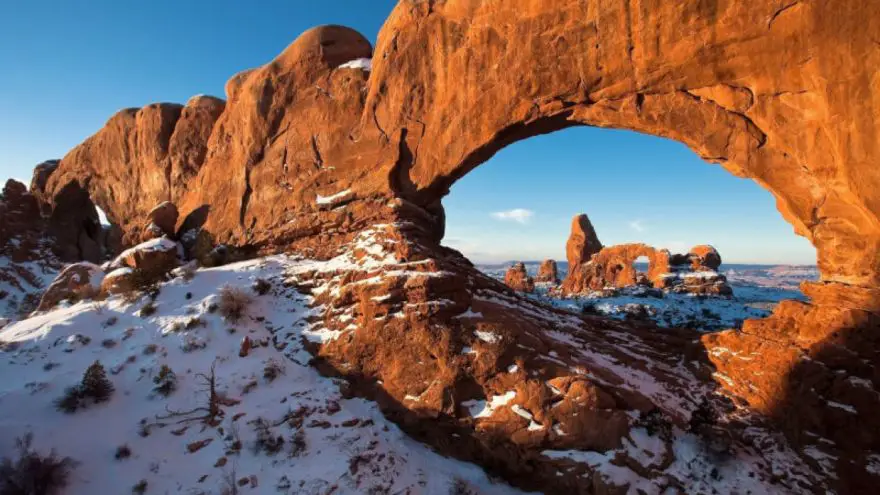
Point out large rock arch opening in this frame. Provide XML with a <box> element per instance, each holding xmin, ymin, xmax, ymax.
<box><xmin>371</xmin><ymin>0</ymin><xmax>878</xmax><ymax>291</ymax></box>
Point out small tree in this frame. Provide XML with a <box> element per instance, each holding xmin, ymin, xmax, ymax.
<box><xmin>152</xmin><ymin>365</ymin><xmax>177</xmax><ymax>397</ymax></box>
<box><xmin>81</xmin><ymin>361</ymin><xmax>114</xmax><ymax>403</ymax></box>
<box><xmin>54</xmin><ymin>361</ymin><xmax>114</xmax><ymax>413</ymax></box>
<box><xmin>155</xmin><ymin>361</ymin><xmax>221</xmax><ymax>426</ymax></box>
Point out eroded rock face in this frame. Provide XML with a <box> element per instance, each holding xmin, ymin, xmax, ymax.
<box><xmin>9</xmin><ymin>1</ymin><xmax>880</xmax><ymax>491</ymax></box>
<box><xmin>0</xmin><ymin>179</ymin><xmax>62</xmax><ymax>317</ymax></box>
<box><xmin>535</xmin><ymin>259</ymin><xmax>559</xmax><ymax>284</ymax></box>
<box><xmin>0</xmin><ymin>180</ymin><xmax>43</xmax><ymax>262</ymax></box>
<box><xmin>504</xmin><ymin>262</ymin><xmax>535</xmax><ymax>293</ymax></box>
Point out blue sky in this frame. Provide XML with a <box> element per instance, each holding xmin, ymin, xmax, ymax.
<box><xmin>0</xmin><ymin>1</ymin><xmax>816</xmax><ymax>265</ymax></box>
<box><xmin>443</xmin><ymin>128</ymin><xmax>817</xmax><ymax>265</ymax></box>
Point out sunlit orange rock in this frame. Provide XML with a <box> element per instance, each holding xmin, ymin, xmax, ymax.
<box><xmin>6</xmin><ymin>1</ymin><xmax>880</xmax><ymax>491</ymax></box>
<box><xmin>535</xmin><ymin>259</ymin><xmax>559</xmax><ymax>284</ymax></box>
<box><xmin>504</xmin><ymin>262</ymin><xmax>535</xmax><ymax>293</ymax></box>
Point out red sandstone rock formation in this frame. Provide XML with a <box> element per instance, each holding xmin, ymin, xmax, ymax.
<box><xmin>3</xmin><ymin>1</ymin><xmax>879</xmax><ymax>491</ymax></box>
<box><xmin>36</xmin><ymin>262</ymin><xmax>103</xmax><ymax>311</ymax></box>
<box><xmin>562</xmin><ymin>243</ymin><xmax>669</xmax><ymax>293</ymax></box>
<box><xmin>689</xmin><ymin>245</ymin><xmax>722</xmax><ymax>271</ymax></box>
<box><xmin>144</xmin><ymin>201</ymin><xmax>179</xmax><ymax>240</ymax></box>
<box><xmin>504</xmin><ymin>262</ymin><xmax>535</xmax><ymax>293</ymax></box>
<box><xmin>535</xmin><ymin>259</ymin><xmax>559</xmax><ymax>284</ymax></box>
<box><xmin>0</xmin><ymin>179</ymin><xmax>62</xmax><ymax>316</ymax></box>
<box><xmin>565</xmin><ymin>214</ymin><xmax>603</xmax><ymax>271</ymax></box>
<box><xmin>561</xmin><ymin>242</ymin><xmax>732</xmax><ymax>297</ymax></box>
<box><xmin>0</xmin><ymin>180</ymin><xmax>43</xmax><ymax>262</ymax></box>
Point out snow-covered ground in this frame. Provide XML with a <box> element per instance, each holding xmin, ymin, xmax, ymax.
<box><xmin>0</xmin><ymin>255</ymin><xmax>527</xmax><ymax>494</ymax></box>
<box><xmin>478</xmin><ymin>262</ymin><xmax>816</xmax><ymax>331</ymax></box>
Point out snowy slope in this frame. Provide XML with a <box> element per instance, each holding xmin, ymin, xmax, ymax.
<box><xmin>0</xmin><ymin>250</ymin><xmax>59</xmax><ymax>322</ymax></box>
<box><xmin>0</xmin><ymin>255</ymin><xmax>527</xmax><ymax>494</ymax></box>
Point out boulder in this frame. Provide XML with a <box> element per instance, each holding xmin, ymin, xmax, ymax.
<box><xmin>37</xmin><ymin>262</ymin><xmax>104</xmax><ymax>311</ymax></box>
<box><xmin>672</xmin><ymin>271</ymin><xmax>733</xmax><ymax>297</ymax></box>
<box><xmin>146</xmin><ymin>201</ymin><xmax>179</xmax><ymax>238</ymax></box>
<box><xmin>504</xmin><ymin>262</ymin><xmax>535</xmax><ymax>293</ymax></box>
<box><xmin>535</xmin><ymin>259</ymin><xmax>559</xmax><ymax>284</ymax></box>
<box><xmin>99</xmin><ymin>267</ymin><xmax>137</xmax><ymax>295</ymax></box>
<box><xmin>689</xmin><ymin>245</ymin><xmax>722</xmax><ymax>271</ymax></box>
<box><xmin>111</xmin><ymin>238</ymin><xmax>180</xmax><ymax>279</ymax></box>
<box><xmin>565</xmin><ymin>214</ymin><xmax>602</xmax><ymax>271</ymax></box>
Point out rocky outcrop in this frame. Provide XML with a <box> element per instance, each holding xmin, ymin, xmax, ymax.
<box><xmin>5</xmin><ymin>1</ymin><xmax>880</xmax><ymax>491</ymax></box>
<box><xmin>0</xmin><ymin>179</ymin><xmax>62</xmax><ymax>317</ymax></box>
<box><xmin>504</xmin><ymin>262</ymin><xmax>535</xmax><ymax>293</ymax></box>
<box><xmin>28</xmin><ymin>160</ymin><xmax>59</xmax><ymax>217</ymax></box>
<box><xmin>703</xmin><ymin>281</ymin><xmax>880</xmax><ymax>494</ymax></box>
<box><xmin>35</xmin><ymin>204</ymin><xmax>184</xmax><ymax>310</ymax></box>
<box><xmin>0</xmin><ymin>180</ymin><xmax>43</xmax><ymax>262</ymax></box>
<box><xmin>563</xmin><ymin>243</ymin><xmax>669</xmax><ymax>293</ymax></box>
<box><xmin>110</xmin><ymin>236</ymin><xmax>180</xmax><ymax>279</ymax></box>
<box><xmin>565</xmin><ymin>214</ymin><xmax>602</xmax><ymax>271</ymax></box>
<box><xmin>36</xmin><ymin>262</ymin><xmax>104</xmax><ymax>311</ymax></box>
<box><xmin>535</xmin><ymin>259</ymin><xmax>558</xmax><ymax>284</ymax></box>
<box><xmin>689</xmin><ymin>245</ymin><xmax>722</xmax><ymax>271</ymax></box>
<box><xmin>291</xmin><ymin>223</ymin><xmax>834</xmax><ymax>492</ymax></box>
<box><xmin>561</xmin><ymin>240</ymin><xmax>732</xmax><ymax>297</ymax></box>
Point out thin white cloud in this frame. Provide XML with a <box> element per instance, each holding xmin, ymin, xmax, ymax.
<box><xmin>628</xmin><ymin>219</ymin><xmax>646</xmax><ymax>232</ymax></box>
<box><xmin>491</xmin><ymin>208</ymin><xmax>534</xmax><ymax>224</ymax></box>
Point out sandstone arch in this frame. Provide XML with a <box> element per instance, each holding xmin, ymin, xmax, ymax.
<box><xmin>24</xmin><ymin>2</ymin><xmax>880</xmax><ymax>490</ymax></box>
<box><xmin>39</xmin><ymin>1</ymin><xmax>880</xmax><ymax>292</ymax></box>
<box><xmin>561</xmin><ymin>243</ymin><xmax>670</xmax><ymax>293</ymax></box>
<box><xmin>368</xmin><ymin>0</ymin><xmax>879</xmax><ymax>291</ymax></box>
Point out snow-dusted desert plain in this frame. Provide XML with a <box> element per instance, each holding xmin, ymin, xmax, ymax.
<box><xmin>478</xmin><ymin>262</ymin><xmax>817</xmax><ymax>331</ymax></box>
<box><xmin>0</xmin><ymin>255</ymin><xmax>528</xmax><ymax>495</ymax></box>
